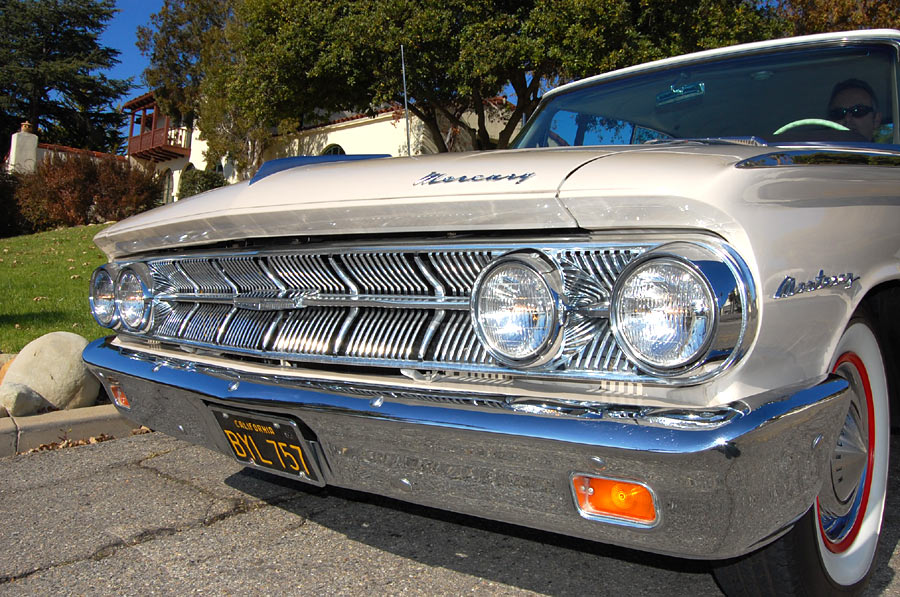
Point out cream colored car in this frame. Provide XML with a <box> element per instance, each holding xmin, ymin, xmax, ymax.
<box><xmin>85</xmin><ymin>29</ymin><xmax>900</xmax><ymax>595</ymax></box>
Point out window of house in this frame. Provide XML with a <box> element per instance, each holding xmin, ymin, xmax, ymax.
<box><xmin>162</xmin><ymin>169</ymin><xmax>174</xmax><ymax>203</ymax></box>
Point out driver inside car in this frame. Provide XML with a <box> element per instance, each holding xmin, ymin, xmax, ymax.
<box><xmin>828</xmin><ymin>78</ymin><xmax>882</xmax><ymax>141</ymax></box>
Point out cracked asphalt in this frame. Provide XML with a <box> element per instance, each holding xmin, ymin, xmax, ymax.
<box><xmin>1</xmin><ymin>432</ymin><xmax>900</xmax><ymax>596</ymax></box>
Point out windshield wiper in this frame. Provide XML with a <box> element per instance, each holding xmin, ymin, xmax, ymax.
<box><xmin>644</xmin><ymin>136</ymin><xmax>768</xmax><ymax>147</ymax></box>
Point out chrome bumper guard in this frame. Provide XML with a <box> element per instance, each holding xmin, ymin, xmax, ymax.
<box><xmin>83</xmin><ymin>338</ymin><xmax>849</xmax><ymax>560</ymax></box>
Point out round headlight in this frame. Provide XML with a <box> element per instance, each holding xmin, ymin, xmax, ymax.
<box><xmin>471</xmin><ymin>253</ymin><xmax>562</xmax><ymax>367</ymax></box>
<box><xmin>115</xmin><ymin>267</ymin><xmax>151</xmax><ymax>331</ymax></box>
<box><xmin>89</xmin><ymin>267</ymin><xmax>118</xmax><ymax>327</ymax></box>
<box><xmin>612</xmin><ymin>257</ymin><xmax>716</xmax><ymax>372</ymax></box>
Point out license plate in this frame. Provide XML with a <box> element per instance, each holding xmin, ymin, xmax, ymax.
<box><xmin>211</xmin><ymin>407</ymin><xmax>321</xmax><ymax>484</ymax></box>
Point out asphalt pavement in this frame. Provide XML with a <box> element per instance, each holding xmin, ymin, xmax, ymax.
<box><xmin>0</xmin><ymin>432</ymin><xmax>899</xmax><ymax>596</ymax></box>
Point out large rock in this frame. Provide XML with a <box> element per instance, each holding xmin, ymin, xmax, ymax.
<box><xmin>0</xmin><ymin>332</ymin><xmax>99</xmax><ymax>411</ymax></box>
<box><xmin>0</xmin><ymin>382</ymin><xmax>51</xmax><ymax>416</ymax></box>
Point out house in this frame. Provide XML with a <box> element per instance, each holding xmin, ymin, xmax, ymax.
<box><xmin>123</xmin><ymin>92</ymin><xmax>214</xmax><ymax>204</ymax></box>
<box><xmin>121</xmin><ymin>92</ymin><xmax>517</xmax><ymax>202</ymax></box>
<box><xmin>5</xmin><ymin>121</ymin><xmax>127</xmax><ymax>173</ymax></box>
<box><xmin>6</xmin><ymin>92</ymin><xmax>517</xmax><ymax>201</ymax></box>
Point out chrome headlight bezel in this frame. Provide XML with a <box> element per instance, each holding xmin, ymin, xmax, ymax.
<box><xmin>470</xmin><ymin>251</ymin><xmax>566</xmax><ymax>368</ymax></box>
<box><xmin>610</xmin><ymin>254</ymin><xmax>717</xmax><ymax>374</ymax></box>
<box><xmin>114</xmin><ymin>263</ymin><xmax>154</xmax><ymax>332</ymax></box>
<box><xmin>610</xmin><ymin>241</ymin><xmax>755</xmax><ymax>378</ymax></box>
<box><xmin>89</xmin><ymin>266</ymin><xmax>119</xmax><ymax>328</ymax></box>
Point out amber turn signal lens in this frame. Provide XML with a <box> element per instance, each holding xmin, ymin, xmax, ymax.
<box><xmin>109</xmin><ymin>384</ymin><xmax>131</xmax><ymax>409</ymax></box>
<box><xmin>572</xmin><ymin>475</ymin><xmax>657</xmax><ymax>525</ymax></box>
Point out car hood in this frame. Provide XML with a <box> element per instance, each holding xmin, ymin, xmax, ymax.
<box><xmin>95</xmin><ymin>144</ymin><xmax>761</xmax><ymax>259</ymax></box>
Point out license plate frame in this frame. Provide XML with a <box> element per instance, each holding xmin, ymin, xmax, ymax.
<box><xmin>210</xmin><ymin>406</ymin><xmax>323</xmax><ymax>485</ymax></box>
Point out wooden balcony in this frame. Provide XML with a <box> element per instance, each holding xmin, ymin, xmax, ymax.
<box><xmin>124</xmin><ymin>92</ymin><xmax>191</xmax><ymax>163</ymax></box>
<box><xmin>127</xmin><ymin>125</ymin><xmax>191</xmax><ymax>162</ymax></box>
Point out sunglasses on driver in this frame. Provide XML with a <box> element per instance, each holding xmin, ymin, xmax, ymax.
<box><xmin>828</xmin><ymin>104</ymin><xmax>875</xmax><ymax>120</ymax></box>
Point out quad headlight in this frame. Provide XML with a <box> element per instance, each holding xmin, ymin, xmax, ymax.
<box><xmin>471</xmin><ymin>241</ymin><xmax>752</xmax><ymax>379</ymax></box>
<box><xmin>611</xmin><ymin>256</ymin><xmax>715</xmax><ymax>372</ymax></box>
<box><xmin>88</xmin><ymin>267</ymin><xmax>118</xmax><ymax>327</ymax></box>
<box><xmin>115</xmin><ymin>266</ymin><xmax>153</xmax><ymax>331</ymax></box>
<box><xmin>90</xmin><ymin>264</ymin><xmax>153</xmax><ymax>331</ymax></box>
<box><xmin>610</xmin><ymin>242</ymin><xmax>750</xmax><ymax>376</ymax></box>
<box><xmin>470</xmin><ymin>252</ymin><xmax>565</xmax><ymax>367</ymax></box>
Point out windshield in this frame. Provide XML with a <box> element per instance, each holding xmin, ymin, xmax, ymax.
<box><xmin>513</xmin><ymin>44</ymin><xmax>898</xmax><ymax>148</ymax></box>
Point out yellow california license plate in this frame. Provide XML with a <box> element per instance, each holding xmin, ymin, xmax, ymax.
<box><xmin>211</xmin><ymin>407</ymin><xmax>320</xmax><ymax>483</ymax></box>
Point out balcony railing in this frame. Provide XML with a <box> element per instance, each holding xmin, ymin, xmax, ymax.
<box><xmin>127</xmin><ymin>125</ymin><xmax>191</xmax><ymax>163</ymax></box>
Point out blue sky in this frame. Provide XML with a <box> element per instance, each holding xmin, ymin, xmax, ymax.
<box><xmin>99</xmin><ymin>0</ymin><xmax>165</xmax><ymax>100</ymax></box>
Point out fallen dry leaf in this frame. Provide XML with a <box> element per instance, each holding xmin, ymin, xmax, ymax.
<box><xmin>23</xmin><ymin>433</ymin><xmax>114</xmax><ymax>454</ymax></box>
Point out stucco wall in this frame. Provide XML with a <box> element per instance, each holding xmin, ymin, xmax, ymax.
<box><xmin>262</xmin><ymin>112</ymin><xmax>425</xmax><ymax>163</ymax></box>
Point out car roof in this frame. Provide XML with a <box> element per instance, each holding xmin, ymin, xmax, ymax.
<box><xmin>546</xmin><ymin>29</ymin><xmax>900</xmax><ymax>101</ymax></box>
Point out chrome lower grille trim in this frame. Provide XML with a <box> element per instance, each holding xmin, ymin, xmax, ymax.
<box><xmin>125</xmin><ymin>241</ymin><xmax>653</xmax><ymax>379</ymax></box>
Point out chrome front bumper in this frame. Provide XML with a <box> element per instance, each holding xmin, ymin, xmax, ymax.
<box><xmin>83</xmin><ymin>337</ymin><xmax>850</xmax><ymax>560</ymax></box>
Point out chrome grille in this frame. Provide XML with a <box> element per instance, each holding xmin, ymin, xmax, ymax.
<box><xmin>133</xmin><ymin>242</ymin><xmax>648</xmax><ymax>379</ymax></box>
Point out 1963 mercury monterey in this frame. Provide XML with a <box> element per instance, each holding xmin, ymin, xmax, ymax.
<box><xmin>83</xmin><ymin>29</ymin><xmax>900</xmax><ymax>595</ymax></box>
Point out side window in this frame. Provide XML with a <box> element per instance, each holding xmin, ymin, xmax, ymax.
<box><xmin>546</xmin><ymin>110</ymin><xmax>644</xmax><ymax>146</ymax></box>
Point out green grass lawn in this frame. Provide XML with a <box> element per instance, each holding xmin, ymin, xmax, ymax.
<box><xmin>0</xmin><ymin>224</ymin><xmax>112</xmax><ymax>353</ymax></box>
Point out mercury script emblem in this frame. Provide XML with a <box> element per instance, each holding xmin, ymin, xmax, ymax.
<box><xmin>414</xmin><ymin>170</ymin><xmax>535</xmax><ymax>186</ymax></box>
<box><xmin>774</xmin><ymin>270</ymin><xmax>859</xmax><ymax>299</ymax></box>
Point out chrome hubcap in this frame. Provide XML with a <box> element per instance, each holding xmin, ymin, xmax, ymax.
<box><xmin>818</xmin><ymin>358</ymin><xmax>871</xmax><ymax>547</ymax></box>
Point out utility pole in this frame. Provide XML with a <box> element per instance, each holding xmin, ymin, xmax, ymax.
<box><xmin>401</xmin><ymin>44</ymin><xmax>411</xmax><ymax>156</ymax></box>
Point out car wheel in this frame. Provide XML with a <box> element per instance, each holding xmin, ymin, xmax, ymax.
<box><xmin>713</xmin><ymin>314</ymin><xmax>890</xmax><ymax>596</ymax></box>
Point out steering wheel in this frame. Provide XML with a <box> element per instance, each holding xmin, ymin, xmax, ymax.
<box><xmin>773</xmin><ymin>118</ymin><xmax>849</xmax><ymax>136</ymax></box>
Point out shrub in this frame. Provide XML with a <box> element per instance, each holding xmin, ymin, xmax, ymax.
<box><xmin>94</xmin><ymin>159</ymin><xmax>164</xmax><ymax>221</ymax></box>
<box><xmin>16</xmin><ymin>154</ymin><xmax>97</xmax><ymax>229</ymax></box>
<box><xmin>15</xmin><ymin>154</ymin><xmax>162</xmax><ymax>230</ymax></box>
<box><xmin>178</xmin><ymin>167</ymin><xmax>226</xmax><ymax>199</ymax></box>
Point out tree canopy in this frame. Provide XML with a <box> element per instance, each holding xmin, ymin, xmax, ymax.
<box><xmin>141</xmin><ymin>0</ymin><xmax>786</xmax><ymax>174</ymax></box>
<box><xmin>776</xmin><ymin>0</ymin><xmax>900</xmax><ymax>35</ymax></box>
<box><xmin>136</xmin><ymin>0</ymin><xmax>232</xmax><ymax>126</ymax></box>
<box><xmin>0</xmin><ymin>0</ymin><xmax>131</xmax><ymax>155</ymax></box>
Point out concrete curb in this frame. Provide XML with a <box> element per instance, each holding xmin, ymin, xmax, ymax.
<box><xmin>0</xmin><ymin>404</ymin><xmax>140</xmax><ymax>457</ymax></box>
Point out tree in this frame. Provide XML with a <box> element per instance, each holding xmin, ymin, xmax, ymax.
<box><xmin>140</xmin><ymin>0</ymin><xmax>783</xmax><ymax>173</ymax></box>
<box><xmin>776</xmin><ymin>0</ymin><xmax>900</xmax><ymax>35</ymax></box>
<box><xmin>136</xmin><ymin>0</ymin><xmax>233</xmax><ymax>125</ymax></box>
<box><xmin>0</xmin><ymin>0</ymin><xmax>131</xmax><ymax>155</ymax></box>
<box><xmin>177</xmin><ymin>164</ymin><xmax>226</xmax><ymax>199</ymax></box>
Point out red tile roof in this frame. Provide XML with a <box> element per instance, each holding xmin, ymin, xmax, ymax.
<box><xmin>39</xmin><ymin>143</ymin><xmax>128</xmax><ymax>162</ymax></box>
